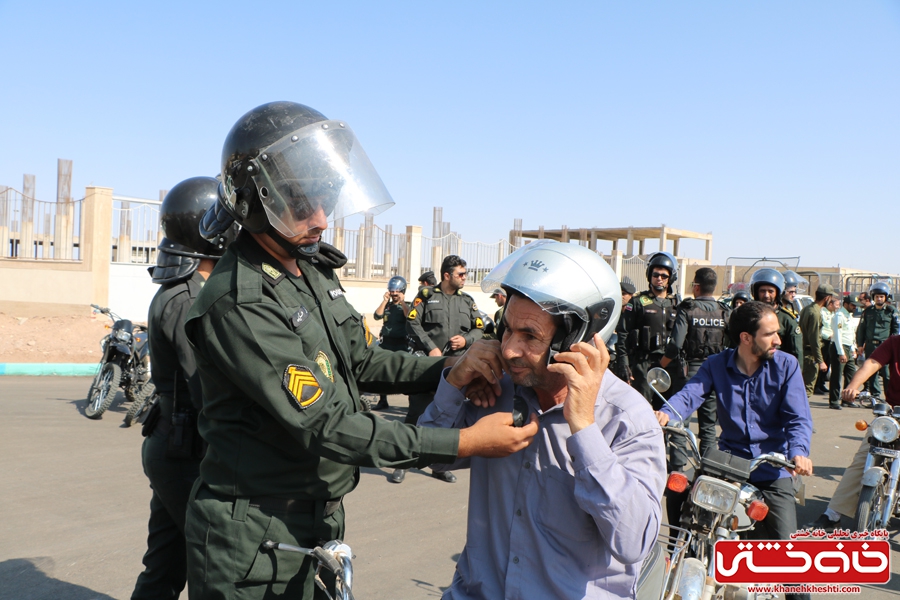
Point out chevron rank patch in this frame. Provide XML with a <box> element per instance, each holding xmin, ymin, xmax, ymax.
<box><xmin>475</xmin><ymin>317</ymin><xmax>484</xmax><ymax>329</ymax></box>
<box><xmin>408</xmin><ymin>308</ymin><xmax>418</xmax><ymax>321</ymax></box>
<box><xmin>283</xmin><ymin>365</ymin><xmax>323</xmax><ymax>410</ymax></box>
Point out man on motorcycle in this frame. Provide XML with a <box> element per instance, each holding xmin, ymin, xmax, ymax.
<box><xmin>419</xmin><ymin>241</ymin><xmax>666</xmax><ymax>600</ymax></box>
<box><xmin>656</xmin><ymin>301</ymin><xmax>813</xmax><ymax>600</ymax></box>
<box><xmin>131</xmin><ymin>176</ymin><xmax>238</xmax><ymax>600</ymax></box>
<box><xmin>805</xmin><ymin>333</ymin><xmax>900</xmax><ymax>532</ymax></box>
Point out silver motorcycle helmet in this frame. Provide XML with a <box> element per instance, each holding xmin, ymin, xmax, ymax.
<box><xmin>482</xmin><ymin>241</ymin><xmax>621</xmax><ymax>359</ymax></box>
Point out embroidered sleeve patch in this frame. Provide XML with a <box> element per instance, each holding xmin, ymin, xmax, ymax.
<box><xmin>408</xmin><ymin>308</ymin><xmax>418</xmax><ymax>321</ymax></box>
<box><xmin>475</xmin><ymin>317</ymin><xmax>484</xmax><ymax>329</ymax></box>
<box><xmin>413</xmin><ymin>297</ymin><xmax>423</xmax><ymax>307</ymax></box>
<box><xmin>283</xmin><ymin>365</ymin><xmax>323</xmax><ymax>410</ymax></box>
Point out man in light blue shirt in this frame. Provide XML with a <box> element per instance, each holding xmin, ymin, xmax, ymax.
<box><xmin>420</xmin><ymin>241</ymin><xmax>666</xmax><ymax>600</ymax></box>
<box><xmin>830</xmin><ymin>295</ymin><xmax>860</xmax><ymax>408</ymax></box>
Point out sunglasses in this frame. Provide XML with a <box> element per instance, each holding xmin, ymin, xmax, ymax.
<box><xmin>651</xmin><ymin>273</ymin><xmax>670</xmax><ymax>280</ymax></box>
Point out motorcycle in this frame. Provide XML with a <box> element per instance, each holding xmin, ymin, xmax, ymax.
<box><xmin>84</xmin><ymin>304</ymin><xmax>154</xmax><ymax>420</ymax></box>
<box><xmin>644</xmin><ymin>367</ymin><xmax>797</xmax><ymax>600</ymax></box>
<box><xmin>853</xmin><ymin>391</ymin><xmax>900</xmax><ymax>533</ymax></box>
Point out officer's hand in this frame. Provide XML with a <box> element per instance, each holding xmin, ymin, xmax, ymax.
<box><xmin>446</xmin><ymin>340</ymin><xmax>503</xmax><ymax>400</ymax></box>
<box><xmin>547</xmin><ymin>333</ymin><xmax>608</xmax><ymax>434</ymax></box>
<box><xmin>458</xmin><ymin>411</ymin><xmax>538</xmax><ymax>458</ymax></box>
<box><xmin>789</xmin><ymin>455</ymin><xmax>813</xmax><ymax>477</ymax></box>
<box><xmin>383</xmin><ymin>292</ymin><xmax>390</xmax><ymax>302</ymax></box>
<box><xmin>428</xmin><ymin>348</ymin><xmax>442</xmax><ymax>357</ymax></box>
<box><xmin>839</xmin><ymin>354</ymin><xmax>848</xmax><ymax>364</ymax></box>
<box><xmin>655</xmin><ymin>411</ymin><xmax>670</xmax><ymax>427</ymax></box>
<box><xmin>449</xmin><ymin>335</ymin><xmax>467</xmax><ymax>351</ymax></box>
<box><xmin>842</xmin><ymin>386</ymin><xmax>860</xmax><ymax>403</ymax></box>
<box><xmin>819</xmin><ymin>361</ymin><xmax>828</xmax><ymax>372</ymax></box>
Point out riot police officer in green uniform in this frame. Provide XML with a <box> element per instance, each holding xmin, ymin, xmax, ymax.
<box><xmin>857</xmin><ymin>281</ymin><xmax>900</xmax><ymax>397</ymax></box>
<box><xmin>618</xmin><ymin>252</ymin><xmax>680</xmax><ymax>408</ymax></box>
<box><xmin>750</xmin><ymin>269</ymin><xmax>803</xmax><ymax>366</ymax></box>
<box><xmin>131</xmin><ymin>176</ymin><xmax>237</xmax><ymax>600</ymax></box>
<box><xmin>371</xmin><ymin>275</ymin><xmax>410</xmax><ymax>409</ymax></box>
<box><xmin>183</xmin><ymin>102</ymin><xmax>537</xmax><ymax>600</ymax></box>
<box><xmin>396</xmin><ymin>255</ymin><xmax>484</xmax><ymax>482</ymax></box>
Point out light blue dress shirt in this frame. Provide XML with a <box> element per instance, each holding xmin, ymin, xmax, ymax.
<box><xmin>419</xmin><ymin>371</ymin><xmax>666</xmax><ymax>600</ymax></box>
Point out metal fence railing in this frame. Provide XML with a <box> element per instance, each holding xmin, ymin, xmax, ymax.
<box><xmin>621</xmin><ymin>255</ymin><xmax>646</xmax><ymax>289</ymax></box>
<box><xmin>0</xmin><ymin>187</ymin><xmax>82</xmax><ymax>260</ymax></box>
<box><xmin>420</xmin><ymin>234</ymin><xmax>517</xmax><ymax>285</ymax></box>
<box><xmin>111</xmin><ymin>196</ymin><xmax>162</xmax><ymax>264</ymax></box>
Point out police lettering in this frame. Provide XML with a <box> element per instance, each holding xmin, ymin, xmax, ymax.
<box><xmin>692</xmin><ymin>317</ymin><xmax>726</xmax><ymax>327</ymax></box>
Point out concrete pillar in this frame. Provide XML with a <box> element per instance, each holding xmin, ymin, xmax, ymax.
<box><xmin>55</xmin><ymin>159</ymin><xmax>73</xmax><ymax>259</ymax></box>
<box><xmin>626</xmin><ymin>228</ymin><xmax>634</xmax><ymax>256</ymax></box>
<box><xmin>659</xmin><ymin>225</ymin><xmax>668</xmax><ymax>252</ymax></box>
<box><xmin>676</xmin><ymin>259</ymin><xmax>687</xmax><ymax>298</ymax></box>
<box><xmin>611</xmin><ymin>250</ymin><xmax>624</xmax><ymax>280</ymax></box>
<box><xmin>406</xmin><ymin>225</ymin><xmax>422</xmax><ymax>281</ymax></box>
<box><xmin>333</xmin><ymin>217</ymin><xmax>345</xmax><ymax>252</ymax></box>
<box><xmin>538</xmin><ymin>225</ymin><xmax>544</xmax><ymax>240</ymax></box>
<box><xmin>83</xmin><ymin>186</ymin><xmax>114</xmax><ymax>307</ymax></box>
<box><xmin>638</xmin><ymin>239</ymin><xmax>645</xmax><ymax>255</ymax></box>
<box><xmin>705</xmin><ymin>238</ymin><xmax>713</xmax><ymax>262</ymax></box>
<box><xmin>21</xmin><ymin>174</ymin><xmax>35</xmax><ymax>258</ymax></box>
<box><xmin>561</xmin><ymin>225</ymin><xmax>569</xmax><ymax>243</ymax></box>
<box><xmin>0</xmin><ymin>186</ymin><xmax>8</xmax><ymax>258</ymax></box>
<box><xmin>383</xmin><ymin>224</ymin><xmax>393</xmax><ymax>278</ymax></box>
<box><xmin>673</xmin><ymin>237</ymin><xmax>681</xmax><ymax>258</ymax></box>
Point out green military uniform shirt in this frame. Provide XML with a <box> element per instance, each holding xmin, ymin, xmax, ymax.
<box><xmin>374</xmin><ymin>300</ymin><xmax>410</xmax><ymax>351</ymax></box>
<box><xmin>776</xmin><ymin>305</ymin><xmax>804</xmax><ymax>365</ymax></box>
<box><xmin>406</xmin><ymin>285</ymin><xmax>484</xmax><ymax>356</ymax></box>
<box><xmin>184</xmin><ymin>233</ymin><xmax>459</xmax><ymax>501</ymax></box>
<box><xmin>857</xmin><ymin>304</ymin><xmax>900</xmax><ymax>352</ymax></box>
<box><xmin>798</xmin><ymin>302</ymin><xmax>824</xmax><ymax>364</ymax></box>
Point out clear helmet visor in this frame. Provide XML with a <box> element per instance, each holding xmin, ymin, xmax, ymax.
<box><xmin>481</xmin><ymin>240</ymin><xmax>622</xmax><ymax>342</ymax></box>
<box><xmin>247</xmin><ymin>120</ymin><xmax>395</xmax><ymax>238</ymax></box>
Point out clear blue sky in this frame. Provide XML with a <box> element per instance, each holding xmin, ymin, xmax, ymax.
<box><xmin>1</xmin><ymin>1</ymin><xmax>897</xmax><ymax>273</ymax></box>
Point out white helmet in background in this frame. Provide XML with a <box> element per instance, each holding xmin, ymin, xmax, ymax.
<box><xmin>482</xmin><ymin>241</ymin><xmax>621</xmax><ymax>358</ymax></box>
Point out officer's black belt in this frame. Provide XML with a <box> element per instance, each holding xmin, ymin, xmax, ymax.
<box><xmin>248</xmin><ymin>495</ymin><xmax>343</xmax><ymax>517</ymax></box>
<box><xmin>197</xmin><ymin>484</ymin><xmax>342</xmax><ymax>517</ymax></box>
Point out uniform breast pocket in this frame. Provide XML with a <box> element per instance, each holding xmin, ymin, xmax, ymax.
<box><xmin>423</xmin><ymin>308</ymin><xmax>445</xmax><ymax>325</ymax></box>
<box><xmin>288</xmin><ymin>306</ymin><xmax>328</xmax><ymax>356</ymax></box>
<box><xmin>457</xmin><ymin>307</ymin><xmax>472</xmax><ymax>331</ymax></box>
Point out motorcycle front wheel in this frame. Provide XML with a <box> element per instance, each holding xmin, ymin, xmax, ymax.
<box><xmin>855</xmin><ymin>481</ymin><xmax>887</xmax><ymax>533</ymax></box>
<box><xmin>84</xmin><ymin>363</ymin><xmax>122</xmax><ymax>419</ymax></box>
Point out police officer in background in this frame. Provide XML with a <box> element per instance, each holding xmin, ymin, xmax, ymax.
<box><xmin>660</xmin><ymin>270</ymin><xmax>729</xmax><ymax>449</ymax></box>
<box><xmin>618</xmin><ymin>252</ymin><xmax>680</xmax><ymax>407</ymax></box>
<box><xmin>781</xmin><ymin>270</ymin><xmax>806</xmax><ymax>321</ymax></box>
<box><xmin>417</xmin><ymin>270</ymin><xmax>437</xmax><ymax>290</ymax></box>
<box><xmin>398</xmin><ymin>254</ymin><xmax>485</xmax><ymax>483</ymax></box>
<box><xmin>371</xmin><ymin>275</ymin><xmax>410</xmax><ymax>410</ymax></box>
<box><xmin>131</xmin><ymin>177</ymin><xmax>237</xmax><ymax>600</ymax></box>
<box><xmin>857</xmin><ymin>282</ymin><xmax>900</xmax><ymax>398</ymax></box>
<box><xmin>183</xmin><ymin>102</ymin><xmax>536</xmax><ymax>600</ymax></box>
<box><xmin>731</xmin><ymin>290</ymin><xmax>750</xmax><ymax>309</ymax></box>
<box><xmin>750</xmin><ymin>269</ymin><xmax>803</xmax><ymax>365</ymax></box>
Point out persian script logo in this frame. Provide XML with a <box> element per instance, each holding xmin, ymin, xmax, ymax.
<box><xmin>714</xmin><ymin>540</ymin><xmax>890</xmax><ymax>584</ymax></box>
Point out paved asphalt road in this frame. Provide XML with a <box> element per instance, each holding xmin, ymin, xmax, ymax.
<box><xmin>1</xmin><ymin>376</ymin><xmax>899</xmax><ymax>599</ymax></box>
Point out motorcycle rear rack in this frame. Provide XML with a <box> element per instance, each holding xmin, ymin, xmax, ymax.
<box><xmin>658</xmin><ymin>524</ymin><xmax>692</xmax><ymax>600</ymax></box>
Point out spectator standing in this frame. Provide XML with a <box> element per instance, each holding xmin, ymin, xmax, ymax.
<box><xmin>798</xmin><ymin>284</ymin><xmax>835</xmax><ymax>398</ymax></box>
<box><xmin>829</xmin><ymin>295</ymin><xmax>861</xmax><ymax>409</ymax></box>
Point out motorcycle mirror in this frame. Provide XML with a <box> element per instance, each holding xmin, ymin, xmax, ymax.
<box><xmin>648</xmin><ymin>367</ymin><xmax>671</xmax><ymax>392</ymax></box>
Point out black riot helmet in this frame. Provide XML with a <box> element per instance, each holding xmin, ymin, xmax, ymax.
<box><xmin>870</xmin><ymin>281</ymin><xmax>892</xmax><ymax>301</ymax></box>
<box><xmin>205</xmin><ymin>101</ymin><xmax>395</xmax><ymax>259</ymax></box>
<box><xmin>749</xmin><ymin>268</ymin><xmax>785</xmax><ymax>301</ymax></box>
<box><xmin>152</xmin><ymin>176</ymin><xmax>238</xmax><ymax>284</ymax></box>
<box><xmin>646</xmin><ymin>251</ymin><xmax>678</xmax><ymax>292</ymax></box>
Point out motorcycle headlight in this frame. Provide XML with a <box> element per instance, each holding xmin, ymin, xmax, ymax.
<box><xmin>871</xmin><ymin>416</ymin><xmax>900</xmax><ymax>443</ymax></box>
<box><xmin>690</xmin><ymin>475</ymin><xmax>739</xmax><ymax>514</ymax></box>
<box><xmin>115</xmin><ymin>329</ymin><xmax>133</xmax><ymax>343</ymax></box>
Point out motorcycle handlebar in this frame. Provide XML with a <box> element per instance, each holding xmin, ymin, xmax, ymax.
<box><xmin>749</xmin><ymin>453</ymin><xmax>796</xmax><ymax>472</ymax></box>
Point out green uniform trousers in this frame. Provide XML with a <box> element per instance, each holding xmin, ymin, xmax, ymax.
<box><xmin>802</xmin><ymin>354</ymin><xmax>822</xmax><ymax>399</ymax></box>
<box><xmin>185</xmin><ymin>481</ymin><xmax>344</xmax><ymax>600</ymax></box>
<box><xmin>131</xmin><ymin>426</ymin><xmax>201</xmax><ymax>600</ymax></box>
<box><xmin>864</xmin><ymin>342</ymin><xmax>890</xmax><ymax>397</ymax></box>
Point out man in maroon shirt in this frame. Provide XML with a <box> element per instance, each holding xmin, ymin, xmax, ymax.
<box><xmin>804</xmin><ymin>334</ymin><xmax>900</xmax><ymax>531</ymax></box>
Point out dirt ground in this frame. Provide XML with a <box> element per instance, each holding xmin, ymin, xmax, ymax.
<box><xmin>0</xmin><ymin>312</ymin><xmax>116</xmax><ymax>363</ymax></box>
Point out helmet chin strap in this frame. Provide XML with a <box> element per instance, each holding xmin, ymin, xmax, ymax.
<box><xmin>266</xmin><ymin>227</ymin><xmax>320</xmax><ymax>260</ymax></box>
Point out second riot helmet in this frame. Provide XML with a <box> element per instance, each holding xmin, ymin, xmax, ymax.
<box><xmin>869</xmin><ymin>281</ymin><xmax>892</xmax><ymax>300</ymax></box>
<box><xmin>388</xmin><ymin>276</ymin><xmax>407</xmax><ymax>293</ymax></box>
<box><xmin>152</xmin><ymin>176</ymin><xmax>238</xmax><ymax>284</ymax></box>
<box><xmin>749</xmin><ymin>268</ymin><xmax>785</xmax><ymax>300</ymax></box>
